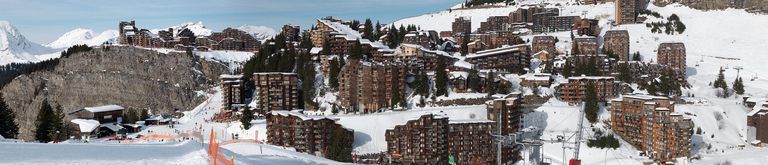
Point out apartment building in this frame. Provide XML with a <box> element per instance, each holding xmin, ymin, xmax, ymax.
<box><xmin>281</xmin><ymin>25</ymin><xmax>301</xmax><ymax>42</ymax></box>
<box><xmin>220</xmin><ymin>74</ymin><xmax>244</xmax><ymax>111</ymax></box>
<box><xmin>452</xmin><ymin>17</ymin><xmax>472</xmax><ymax>35</ymax></box>
<box><xmin>610</xmin><ymin>95</ymin><xmax>692</xmax><ymax>162</ymax></box>
<box><xmin>532</xmin><ymin>36</ymin><xmax>557</xmax><ymax>57</ymax></box>
<box><xmin>338</xmin><ymin>60</ymin><xmax>406</xmax><ymax>113</ymax></box>
<box><xmin>252</xmin><ymin>73</ymin><xmax>299</xmax><ymax>113</ymax></box>
<box><xmin>603</xmin><ymin>30</ymin><xmax>630</xmax><ymax>61</ymax></box>
<box><xmin>466</xmin><ymin>44</ymin><xmax>531</xmax><ymax>74</ymax></box>
<box><xmin>573</xmin><ymin>36</ymin><xmax>598</xmax><ymax>55</ymax></box>
<box><xmin>573</xmin><ymin>18</ymin><xmax>600</xmax><ymax>37</ymax></box>
<box><xmin>267</xmin><ymin>111</ymin><xmax>354</xmax><ymax>158</ymax></box>
<box><xmin>657</xmin><ymin>42</ymin><xmax>686</xmax><ymax>71</ymax></box>
<box><xmin>616</xmin><ymin>0</ymin><xmax>638</xmax><ymax>24</ymax></box>
<box><xmin>479</xmin><ymin>16</ymin><xmax>511</xmax><ymax>33</ymax></box>
<box><xmin>385</xmin><ymin>113</ymin><xmax>497</xmax><ymax>165</ymax></box>
<box><xmin>558</xmin><ymin>76</ymin><xmax>617</xmax><ymax>103</ymax></box>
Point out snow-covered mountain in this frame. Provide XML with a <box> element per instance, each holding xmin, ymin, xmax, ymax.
<box><xmin>46</xmin><ymin>28</ymin><xmax>119</xmax><ymax>48</ymax></box>
<box><xmin>151</xmin><ymin>21</ymin><xmax>213</xmax><ymax>37</ymax></box>
<box><xmin>236</xmin><ymin>25</ymin><xmax>277</xmax><ymax>41</ymax></box>
<box><xmin>0</xmin><ymin>21</ymin><xmax>59</xmax><ymax>65</ymax></box>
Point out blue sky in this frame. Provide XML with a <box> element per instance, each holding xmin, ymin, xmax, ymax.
<box><xmin>0</xmin><ymin>0</ymin><xmax>463</xmax><ymax>44</ymax></box>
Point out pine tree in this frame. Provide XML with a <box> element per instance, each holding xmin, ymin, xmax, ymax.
<box><xmin>632</xmin><ymin>52</ymin><xmax>642</xmax><ymax>61</ymax></box>
<box><xmin>35</xmin><ymin>100</ymin><xmax>55</xmax><ymax>142</ymax></box>
<box><xmin>349</xmin><ymin>41</ymin><xmax>363</xmax><ymax>60</ymax></box>
<box><xmin>50</xmin><ymin>105</ymin><xmax>65</xmax><ymax>140</ymax></box>
<box><xmin>485</xmin><ymin>71</ymin><xmax>497</xmax><ymax>96</ymax></box>
<box><xmin>435</xmin><ymin>57</ymin><xmax>449</xmax><ymax>97</ymax></box>
<box><xmin>327</xmin><ymin>126</ymin><xmax>353</xmax><ymax>162</ymax></box>
<box><xmin>562</xmin><ymin>60</ymin><xmax>573</xmax><ymax>78</ymax></box>
<box><xmin>329</xmin><ymin>58</ymin><xmax>341</xmax><ymax>90</ymax></box>
<box><xmin>374</xmin><ymin>21</ymin><xmax>382</xmax><ymax>41</ymax></box>
<box><xmin>302</xmin><ymin>62</ymin><xmax>318</xmax><ymax>109</ymax></box>
<box><xmin>0</xmin><ymin>94</ymin><xmax>19</xmax><ymax>139</ymax></box>
<box><xmin>240</xmin><ymin>106</ymin><xmax>254</xmax><ymax>130</ymax></box>
<box><xmin>140</xmin><ymin>109</ymin><xmax>149</xmax><ymax>121</ymax></box>
<box><xmin>468</xmin><ymin>70</ymin><xmax>482</xmax><ymax>92</ymax></box>
<box><xmin>584</xmin><ymin>83</ymin><xmax>599</xmax><ymax>123</ymax></box>
<box><xmin>647</xmin><ymin>80</ymin><xmax>659</xmax><ymax>96</ymax></box>
<box><xmin>618</xmin><ymin>63</ymin><xmax>632</xmax><ymax>83</ymax></box>
<box><xmin>734</xmin><ymin>77</ymin><xmax>745</xmax><ymax>95</ymax></box>
<box><xmin>363</xmin><ymin>19</ymin><xmax>374</xmax><ymax>40</ymax></box>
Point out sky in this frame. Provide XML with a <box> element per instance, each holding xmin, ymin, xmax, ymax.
<box><xmin>0</xmin><ymin>0</ymin><xmax>464</xmax><ymax>44</ymax></box>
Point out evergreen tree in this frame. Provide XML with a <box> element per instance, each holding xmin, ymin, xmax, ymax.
<box><xmin>363</xmin><ymin>19</ymin><xmax>374</xmax><ymax>40</ymax></box>
<box><xmin>468</xmin><ymin>70</ymin><xmax>482</xmax><ymax>92</ymax></box>
<box><xmin>329</xmin><ymin>58</ymin><xmax>341</xmax><ymax>90</ymax></box>
<box><xmin>647</xmin><ymin>80</ymin><xmax>659</xmax><ymax>96</ymax></box>
<box><xmin>240</xmin><ymin>106</ymin><xmax>254</xmax><ymax>130</ymax></box>
<box><xmin>562</xmin><ymin>60</ymin><xmax>573</xmax><ymax>78</ymax></box>
<box><xmin>301</xmin><ymin>62</ymin><xmax>318</xmax><ymax>109</ymax></box>
<box><xmin>714</xmin><ymin>67</ymin><xmax>729</xmax><ymax>97</ymax></box>
<box><xmin>618</xmin><ymin>63</ymin><xmax>632</xmax><ymax>83</ymax></box>
<box><xmin>34</xmin><ymin>100</ymin><xmax>55</xmax><ymax>142</ymax></box>
<box><xmin>485</xmin><ymin>71</ymin><xmax>497</xmax><ymax>96</ymax></box>
<box><xmin>632</xmin><ymin>52</ymin><xmax>642</xmax><ymax>61</ymax></box>
<box><xmin>734</xmin><ymin>77</ymin><xmax>745</xmax><ymax>95</ymax></box>
<box><xmin>435</xmin><ymin>57</ymin><xmax>449</xmax><ymax>97</ymax></box>
<box><xmin>327</xmin><ymin>126</ymin><xmax>353</xmax><ymax>162</ymax></box>
<box><xmin>51</xmin><ymin>105</ymin><xmax>65</xmax><ymax>140</ymax></box>
<box><xmin>584</xmin><ymin>83</ymin><xmax>599</xmax><ymax>123</ymax></box>
<box><xmin>349</xmin><ymin>41</ymin><xmax>363</xmax><ymax>60</ymax></box>
<box><xmin>0</xmin><ymin>94</ymin><xmax>19</xmax><ymax>139</ymax></box>
<box><xmin>374</xmin><ymin>21</ymin><xmax>382</xmax><ymax>41</ymax></box>
<box><xmin>140</xmin><ymin>109</ymin><xmax>149</xmax><ymax>121</ymax></box>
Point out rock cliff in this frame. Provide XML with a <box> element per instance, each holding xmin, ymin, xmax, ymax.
<box><xmin>1</xmin><ymin>46</ymin><xmax>227</xmax><ymax>141</ymax></box>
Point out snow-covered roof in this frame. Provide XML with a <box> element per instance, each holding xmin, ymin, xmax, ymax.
<box><xmin>622</xmin><ymin>94</ymin><xmax>669</xmax><ymax>100</ymax></box>
<box><xmin>566</xmin><ymin>75</ymin><xmax>614</xmax><ymax>80</ymax></box>
<box><xmin>317</xmin><ymin>19</ymin><xmax>361</xmax><ymax>41</ymax></box>
<box><xmin>100</xmin><ymin>123</ymin><xmax>125</xmax><ymax>132</ymax></box>
<box><xmin>310</xmin><ymin>47</ymin><xmax>323</xmax><ymax>54</ymax></box>
<box><xmin>84</xmin><ymin>105</ymin><xmax>124</xmax><ymax>113</ymax></box>
<box><xmin>71</xmin><ymin>119</ymin><xmax>100</xmax><ymax>133</ymax></box>
<box><xmin>448</xmin><ymin>119</ymin><xmax>495</xmax><ymax>124</ymax></box>
<box><xmin>220</xmin><ymin>74</ymin><xmax>243</xmax><ymax>79</ymax></box>
<box><xmin>453</xmin><ymin>60</ymin><xmax>472</xmax><ymax>69</ymax></box>
<box><xmin>449</xmin><ymin>71</ymin><xmax>468</xmax><ymax>79</ymax></box>
<box><xmin>270</xmin><ymin>110</ymin><xmax>337</xmax><ymax>121</ymax></box>
<box><xmin>466</xmin><ymin>44</ymin><xmax>527</xmax><ymax>59</ymax></box>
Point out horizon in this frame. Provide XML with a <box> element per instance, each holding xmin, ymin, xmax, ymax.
<box><xmin>0</xmin><ymin>0</ymin><xmax>463</xmax><ymax>44</ymax></box>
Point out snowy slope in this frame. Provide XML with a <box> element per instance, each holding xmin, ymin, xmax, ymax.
<box><xmin>0</xmin><ymin>21</ymin><xmax>59</xmax><ymax>65</ymax></box>
<box><xmin>46</xmin><ymin>28</ymin><xmax>119</xmax><ymax>48</ymax></box>
<box><xmin>237</xmin><ymin>25</ymin><xmax>278</xmax><ymax>41</ymax></box>
<box><xmin>0</xmin><ymin>141</ymin><xmax>208</xmax><ymax>164</ymax></box>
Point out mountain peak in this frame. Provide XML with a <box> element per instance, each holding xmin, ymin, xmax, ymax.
<box><xmin>236</xmin><ymin>25</ymin><xmax>277</xmax><ymax>42</ymax></box>
<box><xmin>0</xmin><ymin>20</ymin><xmax>57</xmax><ymax>65</ymax></box>
<box><xmin>46</xmin><ymin>28</ymin><xmax>118</xmax><ymax>49</ymax></box>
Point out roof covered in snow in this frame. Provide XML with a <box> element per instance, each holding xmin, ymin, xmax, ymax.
<box><xmin>84</xmin><ymin>105</ymin><xmax>124</xmax><ymax>113</ymax></box>
<box><xmin>270</xmin><ymin>110</ymin><xmax>338</xmax><ymax>121</ymax></box>
<box><xmin>71</xmin><ymin>119</ymin><xmax>100</xmax><ymax>133</ymax></box>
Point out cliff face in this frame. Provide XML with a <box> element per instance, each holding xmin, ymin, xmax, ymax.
<box><xmin>654</xmin><ymin>0</ymin><xmax>768</xmax><ymax>12</ymax></box>
<box><xmin>1</xmin><ymin>46</ymin><xmax>227</xmax><ymax>141</ymax></box>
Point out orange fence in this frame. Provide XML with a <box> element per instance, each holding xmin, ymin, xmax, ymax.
<box><xmin>209</xmin><ymin>128</ymin><xmax>235</xmax><ymax>165</ymax></box>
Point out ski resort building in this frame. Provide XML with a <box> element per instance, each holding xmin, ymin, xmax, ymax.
<box><xmin>465</xmin><ymin>44</ymin><xmax>531</xmax><ymax>74</ymax></box>
<box><xmin>281</xmin><ymin>24</ymin><xmax>301</xmax><ymax>42</ymax></box>
<box><xmin>532</xmin><ymin>36</ymin><xmax>557</xmax><ymax>58</ymax></box>
<box><xmin>616</xmin><ymin>0</ymin><xmax>638</xmax><ymax>25</ymax></box>
<box><xmin>68</xmin><ymin>105</ymin><xmax>127</xmax><ymax>139</ymax></box>
<box><xmin>610</xmin><ymin>95</ymin><xmax>693</xmax><ymax>162</ymax></box>
<box><xmin>452</xmin><ymin>17</ymin><xmax>472</xmax><ymax>35</ymax></box>
<box><xmin>573</xmin><ymin>36</ymin><xmax>599</xmax><ymax>55</ymax></box>
<box><xmin>220</xmin><ymin>74</ymin><xmax>244</xmax><ymax>111</ymax></box>
<box><xmin>338</xmin><ymin>60</ymin><xmax>406</xmax><ymax>113</ymax></box>
<box><xmin>402</xmin><ymin>31</ymin><xmax>439</xmax><ymax>49</ymax></box>
<box><xmin>252</xmin><ymin>73</ymin><xmax>299</xmax><ymax>113</ymax></box>
<box><xmin>657</xmin><ymin>42</ymin><xmax>687</xmax><ymax>71</ymax></box>
<box><xmin>266</xmin><ymin>111</ymin><xmax>353</xmax><ymax>158</ymax></box>
<box><xmin>117</xmin><ymin>20</ymin><xmax>260</xmax><ymax>51</ymax></box>
<box><xmin>558</xmin><ymin>76</ymin><xmax>618</xmax><ymax>104</ymax></box>
<box><xmin>603</xmin><ymin>30</ymin><xmax>630</xmax><ymax>61</ymax></box>
<box><xmin>385</xmin><ymin>113</ymin><xmax>497</xmax><ymax>165</ymax></box>
<box><xmin>573</xmin><ymin>18</ymin><xmax>600</xmax><ymax>37</ymax></box>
